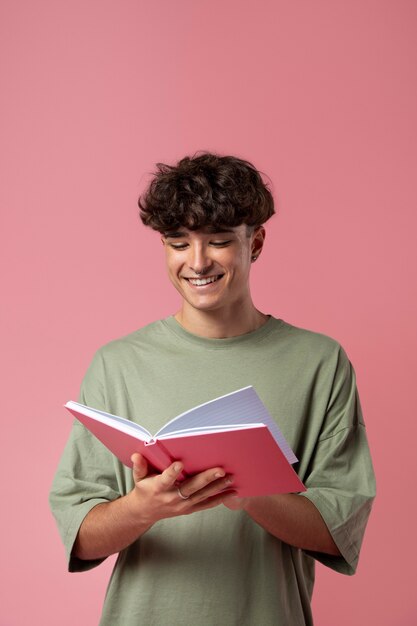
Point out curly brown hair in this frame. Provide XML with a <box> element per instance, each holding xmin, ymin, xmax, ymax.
<box><xmin>138</xmin><ymin>152</ymin><xmax>275</xmax><ymax>233</ymax></box>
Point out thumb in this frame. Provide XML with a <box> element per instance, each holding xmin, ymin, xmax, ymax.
<box><xmin>131</xmin><ymin>453</ymin><xmax>149</xmax><ymax>483</ymax></box>
<box><xmin>222</xmin><ymin>493</ymin><xmax>245</xmax><ymax>510</ymax></box>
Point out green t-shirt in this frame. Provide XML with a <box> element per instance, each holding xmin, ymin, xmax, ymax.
<box><xmin>49</xmin><ymin>316</ymin><xmax>376</xmax><ymax>626</ymax></box>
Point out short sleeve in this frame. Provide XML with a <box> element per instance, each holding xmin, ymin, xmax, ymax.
<box><xmin>299</xmin><ymin>348</ymin><xmax>376</xmax><ymax>575</ymax></box>
<box><xmin>49</xmin><ymin>351</ymin><xmax>122</xmax><ymax>572</ymax></box>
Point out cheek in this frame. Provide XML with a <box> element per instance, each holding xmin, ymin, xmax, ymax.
<box><xmin>165</xmin><ymin>253</ymin><xmax>181</xmax><ymax>276</ymax></box>
<box><xmin>217</xmin><ymin>248</ymin><xmax>245</xmax><ymax>267</ymax></box>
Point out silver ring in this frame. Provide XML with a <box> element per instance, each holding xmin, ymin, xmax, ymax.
<box><xmin>177</xmin><ymin>486</ymin><xmax>190</xmax><ymax>500</ymax></box>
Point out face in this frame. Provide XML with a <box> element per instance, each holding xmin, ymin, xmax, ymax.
<box><xmin>162</xmin><ymin>224</ymin><xmax>264</xmax><ymax>315</ymax></box>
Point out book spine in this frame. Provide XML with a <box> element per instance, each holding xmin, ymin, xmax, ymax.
<box><xmin>143</xmin><ymin>439</ymin><xmax>173</xmax><ymax>470</ymax></box>
<box><xmin>144</xmin><ymin>440</ymin><xmax>187</xmax><ymax>480</ymax></box>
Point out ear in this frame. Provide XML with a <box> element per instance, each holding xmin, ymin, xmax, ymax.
<box><xmin>251</xmin><ymin>227</ymin><xmax>266</xmax><ymax>262</ymax></box>
<box><xmin>161</xmin><ymin>236</ymin><xmax>166</xmax><ymax>246</ymax></box>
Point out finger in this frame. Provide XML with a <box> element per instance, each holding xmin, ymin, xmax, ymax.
<box><xmin>221</xmin><ymin>493</ymin><xmax>244</xmax><ymax>510</ymax></box>
<box><xmin>191</xmin><ymin>489</ymin><xmax>238</xmax><ymax>513</ymax></box>
<box><xmin>131</xmin><ymin>453</ymin><xmax>148</xmax><ymax>483</ymax></box>
<box><xmin>159</xmin><ymin>462</ymin><xmax>184</xmax><ymax>489</ymax></box>
<box><xmin>179</xmin><ymin>467</ymin><xmax>226</xmax><ymax>498</ymax></box>
<box><xmin>191</xmin><ymin>475</ymin><xmax>234</xmax><ymax>501</ymax></box>
<box><xmin>176</xmin><ymin>472</ymin><xmax>232</xmax><ymax>503</ymax></box>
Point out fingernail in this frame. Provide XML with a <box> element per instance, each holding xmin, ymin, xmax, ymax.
<box><xmin>225</xmin><ymin>477</ymin><xmax>233</xmax><ymax>485</ymax></box>
<box><xmin>214</xmin><ymin>471</ymin><xmax>225</xmax><ymax>478</ymax></box>
<box><xmin>173</xmin><ymin>463</ymin><xmax>181</xmax><ymax>472</ymax></box>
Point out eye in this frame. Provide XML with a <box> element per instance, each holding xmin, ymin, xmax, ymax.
<box><xmin>169</xmin><ymin>242</ymin><xmax>188</xmax><ymax>250</ymax></box>
<box><xmin>210</xmin><ymin>240</ymin><xmax>232</xmax><ymax>247</ymax></box>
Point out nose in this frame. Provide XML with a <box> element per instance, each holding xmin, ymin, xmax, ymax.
<box><xmin>188</xmin><ymin>242</ymin><xmax>212</xmax><ymax>275</ymax></box>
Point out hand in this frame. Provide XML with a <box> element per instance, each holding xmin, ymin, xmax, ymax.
<box><xmin>222</xmin><ymin>494</ymin><xmax>250</xmax><ymax>511</ymax></box>
<box><xmin>127</xmin><ymin>453</ymin><xmax>235</xmax><ymax>527</ymax></box>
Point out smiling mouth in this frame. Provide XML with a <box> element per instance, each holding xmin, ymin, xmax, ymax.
<box><xmin>184</xmin><ymin>275</ymin><xmax>224</xmax><ymax>286</ymax></box>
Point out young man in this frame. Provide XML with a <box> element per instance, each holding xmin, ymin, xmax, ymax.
<box><xmin>50</xmin><ymin>153</ymin><xmax>376</xmax><ymax>625</ymax></box>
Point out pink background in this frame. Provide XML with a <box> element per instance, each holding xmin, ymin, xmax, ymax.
<box><xmin>1</xmin><ymin>1</ymin><xmax>416</xmax><ymax>624</ymax></box>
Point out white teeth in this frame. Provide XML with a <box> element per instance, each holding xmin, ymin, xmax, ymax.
<box><xmin>188</xmin><ymin>275</ymin><xmax>220</xmax><ymax>286</ymax></box>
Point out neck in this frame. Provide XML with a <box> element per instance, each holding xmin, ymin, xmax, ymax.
<box><xmin>174</xmin><ymin>303</ymin><xmax>269</xmax><ymax>339</ymax></box>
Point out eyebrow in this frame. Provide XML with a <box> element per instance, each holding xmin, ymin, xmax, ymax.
<box><xmin>163</xmin><ymin>228</ymin><xmax>234</xmax><ymax>238</ymax></box>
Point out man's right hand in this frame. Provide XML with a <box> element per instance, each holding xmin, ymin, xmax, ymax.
<box><xmin>73</xmin><ymin>453</ymin><xmax>234</xmax><ymax>561</ymax></box>
<box><xmin>127</xmin><ymin>452</ymin><xmax>234</xmax><ymax>527</ymax></box>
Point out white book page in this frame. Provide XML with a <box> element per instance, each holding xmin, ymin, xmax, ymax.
<box><xmin>65</xmin><ymin>401</ymin><xmax>152</xmax><ymax>440</ymax></box>
<box><xmin>158</xmin><ymin>422</ymin><xmax>264</xmax><ymax>439</ymax></box>
<box><xmin>155</xmin><ymin>386</ymin><xmax>297</xmax><ymax>463</ymax></box>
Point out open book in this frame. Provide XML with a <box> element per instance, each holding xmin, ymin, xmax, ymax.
<box><xmin>65</xmin><ymin>386</ymin><xmax>305</xmax><ymax>497</ymax></box>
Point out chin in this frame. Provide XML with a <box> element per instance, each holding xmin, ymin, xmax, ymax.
<box><xmin>183</xmin><ymin>295</ymin><xmax>224</xmax><ymax>312</ymax></box>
